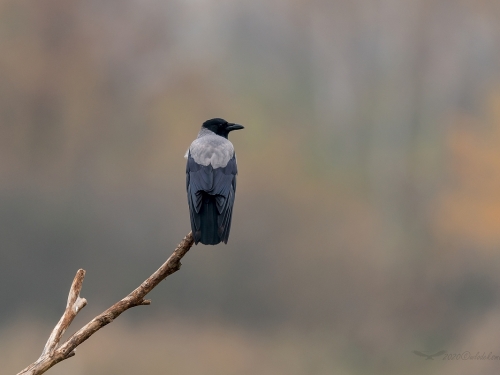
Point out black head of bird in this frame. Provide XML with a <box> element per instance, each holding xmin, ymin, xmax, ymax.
<box><xmin>202</xmin><ymin>118</ymin><xmax>244</xmax><ymax>139</ymax></box>
<box><xmin>186</xmin><ymin>118</ymin><xmax>244</xmax><ymax>245</ymax></box>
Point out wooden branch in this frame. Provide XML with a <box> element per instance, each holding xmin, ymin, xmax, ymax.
<box><xmin>17</xmin><ymin>232</ymin><xmax>195</xmax><ymax>375</ymax></box>
<box><xmin>42</xmin><ymin>269</ymin><xmax>87</xmax><ymax>357</ymax></box>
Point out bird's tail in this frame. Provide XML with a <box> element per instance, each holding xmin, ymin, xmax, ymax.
<box><xmin>199</xmin><ymin>193</ymin><xmax>221</xmax><ymax>245</ymax></box>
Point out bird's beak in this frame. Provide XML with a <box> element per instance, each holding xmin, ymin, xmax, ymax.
<box><xmin>226</xmin><ymin>123</ymin><xmax>244</xmax><ymax>132</ymax></box>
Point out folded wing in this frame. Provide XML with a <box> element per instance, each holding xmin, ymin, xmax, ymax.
<box><xmin>186</xmin><ymin>152</ymin><xmax>238</xmax><ymax>244</ymax></box>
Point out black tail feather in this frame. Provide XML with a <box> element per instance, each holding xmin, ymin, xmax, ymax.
<box><xmin>199</xmin><ymin>193</ymin><xmax>221</xmax><ymax>245</ymax></box>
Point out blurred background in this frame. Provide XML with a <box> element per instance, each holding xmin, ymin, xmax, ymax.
<box><xmin>2</xmin><ymin>0</ymin><xmax>500</xmax><ymax>374</ymax></box>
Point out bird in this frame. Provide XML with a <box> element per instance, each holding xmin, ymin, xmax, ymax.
<box><xmin>412</xmin><ymin>350</ymin><xmax>447</xmax><ymax>360</ymax></box>
<box><xmin>185</xmin><ymin>118</ymin><xmax>244</xmax><ymax>245</ymax></box>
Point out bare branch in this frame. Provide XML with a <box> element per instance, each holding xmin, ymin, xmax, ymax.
<box><xmin>17</xmin><ymin>232</ymin><xmax>195</xmax><ymax>375</ymax></box>
<box><xmin>41</xmin><ymin>269</ymin><xmax>87</xmax><ymax>357</ymax></box>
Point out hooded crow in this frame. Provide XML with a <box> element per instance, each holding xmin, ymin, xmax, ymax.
<box><xmin>185</xmin><ymin>118</ymin><xmax>244</xmax><ymax>245</ymax></box>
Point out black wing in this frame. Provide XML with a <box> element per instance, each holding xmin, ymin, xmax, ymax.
<box><xmin>186</xmin><ymin>152</ymin><xmax>238</xmax><ymax>244</ymax></box>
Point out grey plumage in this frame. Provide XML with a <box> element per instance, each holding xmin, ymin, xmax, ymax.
<box><xmin>185</xmin><ymin>118</ymin><xmax>243</xmax><ymax>245</ymax></box>
<box><xmin>185</xmin><ymin>128</ymin><xmax>235</xmax><ymax>168</ymax></box>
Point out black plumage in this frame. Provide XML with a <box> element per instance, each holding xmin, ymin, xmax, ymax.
<box><xmin>186</xmin><ymin>118</ymin><xmax>243</xmax><ymax>245</ymax></box>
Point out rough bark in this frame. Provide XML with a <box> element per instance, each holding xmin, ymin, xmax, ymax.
<box><xmin>17</xmin><ymin>232</ymin><xmax>195</xmax><ymax>375</ymax></box>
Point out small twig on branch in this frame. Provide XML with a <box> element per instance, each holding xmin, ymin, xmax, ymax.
<box><xmin>17</xmin><ymin>232</ymin><xmax>195</xmax><ymax>375</ymax></box>
<box><xmin>42</xmin><ymin>269</ymin><xmax>87</xmax><ymax>357</ymax></box>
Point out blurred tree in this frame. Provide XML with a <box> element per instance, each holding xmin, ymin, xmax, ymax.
<box><xmin>434</xmin><ymin>91</ymin><xmax>500</xmax><ymax>249</ymax></box>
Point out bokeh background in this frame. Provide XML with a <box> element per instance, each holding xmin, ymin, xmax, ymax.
<box><xmin>2</xmin><ymin>0</ymin><xmax>500</xmax><ymax>374</ymax></box>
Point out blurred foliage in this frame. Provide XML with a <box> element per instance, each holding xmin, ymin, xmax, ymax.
<box><xmin>435</xmin><ymin>93</ymin><xmax>500</xmax><ymax>248</ymax></box>
<box><xmin>2</xmin><ymin>0</ymin><xmax>500</xmax><ymax>374</ymax></box>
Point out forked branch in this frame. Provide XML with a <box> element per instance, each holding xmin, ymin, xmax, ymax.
<box><xmin>17</xmin><ymin>232</ymin><xmax>195</xmax><ymax>375</ymax></box>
